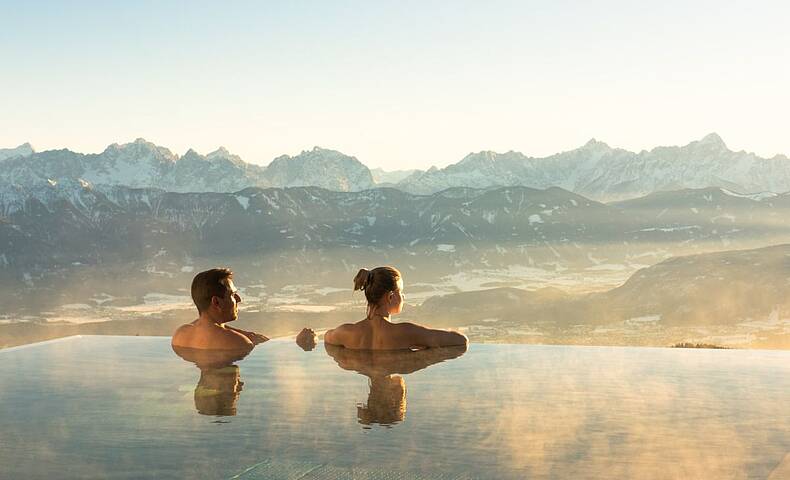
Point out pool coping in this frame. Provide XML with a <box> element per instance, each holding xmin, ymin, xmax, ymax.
<box><xmin>2</xmin><ymin>334</ymin><xmax>787</xmax><ymax>354</ymax></box>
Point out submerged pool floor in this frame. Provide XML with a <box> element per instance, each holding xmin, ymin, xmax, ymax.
<box><xmin>1</xmin><ymin>336</ymin><xmax>788</xmax><ymax>479</ymax></box>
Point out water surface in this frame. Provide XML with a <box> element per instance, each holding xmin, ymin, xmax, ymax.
<box><xmin>0</xmin><ymin>336</ymin><xmax>788</xmax><ymax>479</ymax></box>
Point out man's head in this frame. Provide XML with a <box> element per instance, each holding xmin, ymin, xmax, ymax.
<box><xmin>191</xmin><ymin>268</ymin><xmax>242</xmax><ymax>323</ymax></box>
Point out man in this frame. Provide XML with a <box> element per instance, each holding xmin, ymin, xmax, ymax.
<box><xmin>172</xmin><ymin>268</ymin><xmax>268</xmax><ymax>350</ymax></box>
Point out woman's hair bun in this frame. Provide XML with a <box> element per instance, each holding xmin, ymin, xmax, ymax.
<box><xmin>353</xmin><ymin>268</ymin><xmax>371</xmax><ymax>292</ymax></box>
<box><xmin>352</xmin><ymin>266</ymin><xmax>402</xmax><ymax>305</ymax></box>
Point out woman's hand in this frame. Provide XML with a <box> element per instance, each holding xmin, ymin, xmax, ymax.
<box><xmin>296</xmin><ymin>328</ymin><xmax>318</xmax><ymax>351</ymax></box>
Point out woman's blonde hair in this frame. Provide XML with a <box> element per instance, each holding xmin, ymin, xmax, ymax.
<box><xmin>353</xmin><ymin>266</ymin><xmax>401</xmax><ymax>306</ymax></box>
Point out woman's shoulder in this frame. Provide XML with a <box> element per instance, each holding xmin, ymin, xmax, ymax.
<box><xmin>390</xmin><ymin>321</ymin><xmax>431</xmax><ymax>333</ymax></box>
<box><xmin>333</xmin><ymin>319</ymin><xmax>370</xmax><ymax>331</ymax></box>
<box><xmin>325</xmin><ymin>319</ymin><xmax>370</xmax><ymax>347</ymax></box>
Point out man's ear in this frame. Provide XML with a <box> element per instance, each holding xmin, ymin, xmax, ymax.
<box><xmin>210</xmin><ymin>296</ymin><xmax>221</xmax><ymax>308</ymax></box>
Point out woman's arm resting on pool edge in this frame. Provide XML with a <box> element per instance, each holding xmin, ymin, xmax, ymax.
<box><xmin>401</xmin><ymin>323</ymin><xmax>468</xmax><ymax>348</ymax></box>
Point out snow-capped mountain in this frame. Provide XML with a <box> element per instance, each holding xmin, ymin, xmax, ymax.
<box><xmin>262</xmin><ymin>147</ymin><xmax>375</xmax><ymax>191</ymax></box>
<box><xmin>0</xmin><ymin>140</ymin><xmax>376</xmax><ymax>194</ymax></box>
<box><xmin>397</xmin><ymin>134</ymin><xmax>790</xmax><ymax>201</ymax></box>
<box><xmin>3</xmin><ymin>134</ymin><xmax>790</xmax><ymax>200</ymax></box>
<box><xmin>399</xmin><ymin>150</ymin><xmax>540</xmax><ymax>194</ymax></box>
<box><xmin>0</xmin><ymin>139</ymin><xmax>269</xmax><ymax>194</ymax></box>
<box><xmin>0</xmin><ymin>143</ymin><xmax>35</xmax><ymax>161</ymax></box>
<box><xmin>169</xmin><ymin>147</ymin><xmax>267</xmax><ymax>192</ymax></box>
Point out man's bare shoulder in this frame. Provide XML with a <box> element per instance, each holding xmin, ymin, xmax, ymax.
<box><xmin>172</xmin><ymin>322</ymin><xmax>252</xmax><ymax>349</ymax></box>
<box><xmin>171</xmin><ymin>322</ymin><xmax>197</xmax><ymax>347</ymax></box>
<box><xmin>173</xmin><ymin>322</ymin><xmax>197</xmax><ymax>333</ymax></box>
<box><xmin>211</xmin><ymin>328</ymin><xmax>254</xmax><ymax>349</ymax></box>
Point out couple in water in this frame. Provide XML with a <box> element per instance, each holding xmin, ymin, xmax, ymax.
<box><xmin>171</xmin><ymin>266</ymin><xmax>467</xmax><ymax>351</ymax></box>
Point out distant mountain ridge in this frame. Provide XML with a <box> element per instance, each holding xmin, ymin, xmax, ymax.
<box><xmin>0</xmin><ymin>140</ymin><xmax>373</xmax><ymax>194</ymax></box>
<box><xmin>397</xmin><ymin>134</ymin><xmax>790</xmax><ymax>200</ymax></box>
<box><xmin>3</xmin><ymin>134</ymin><xmax>790</xmax><ymax>200</ymax></box>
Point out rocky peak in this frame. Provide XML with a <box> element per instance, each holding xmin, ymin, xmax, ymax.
<box><xmin>694</xmin><ymin>133</ymin><xmax>727</xmax><ymax>150</ymax></box>
<box><xmin>263</xmin><ymin>147</ymin><xmax>374</xmax><ymax>191</ymax></box>
<box><xmin>576</xmin><ymin>138</ymin><xmax>612</xmax><ymax>155</ymax></box>
<box><xmin>179</xmin><ymin>149</ymin><xmax>204</xmax><ymax>162</ymax></box>
<box><xmin>207</xmin><ymin>146</ymin><xmax>232</xmax><ymax>158</ymax></box>
<box><xmin>207</xmin><ymin>146</ymin><xmax>244</xmax><ymax>166</ymax></box>
<box><xmin>103</xmin><ymin>138</ymin><xmax>178</xmax><ymax>163</ymax></box>
<box><xmin>459</xmin><ymin>151</ymin><xmax>497</xmax><ymax>167</ymax></box>
<box><xmin>0</xmin><ymin>143</ymin><xmax>35</xmax><ymax>161</ymax></box>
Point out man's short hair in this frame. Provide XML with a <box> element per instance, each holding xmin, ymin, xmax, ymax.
<box><xmin>191</xmin><ymin>268</ymin><xmax>233</xmax><ymax>313</ymax></box>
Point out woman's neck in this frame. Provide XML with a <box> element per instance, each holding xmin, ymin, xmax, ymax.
<box><xmin>366</xmin><ymin>305</ymin><xmax>391</xmax><ymax>323</ymax></box>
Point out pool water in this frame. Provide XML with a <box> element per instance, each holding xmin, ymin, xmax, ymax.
<box><xmin>0</xmin><ymin>336</ymin><xmax>788</xmax><ymax>479</ymax></box>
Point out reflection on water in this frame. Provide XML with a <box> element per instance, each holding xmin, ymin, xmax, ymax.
<box><xmin>172</xmin><ymin>346</ymin><xmax>251</xmax><ymax>416</ymax></box>
<box><xmin>359</xmin><ymin>376</ymin><xmax>406</xmax><ymax>426</ymax></box>
<box><xmin>324</xmin><ymin>344</ymin><xmax>467</xmax><ymax>427</ymax></box>
<box><xmin>1</xmin><ymin>337</ymin><xmax>788</xmax><ymax>479</ymax></box>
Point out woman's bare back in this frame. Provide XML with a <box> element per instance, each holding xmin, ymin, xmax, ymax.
<box><xmin>325</xmin><ymin>318</ymin><xmax>467</xmax><ymax>350</ymax></box>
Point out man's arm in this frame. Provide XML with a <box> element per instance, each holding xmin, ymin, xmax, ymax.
<box><xmin>219</xmin><ymin>329</ymin><xmax>255</xmax><ymax>349</ymax></box>
<box><xmin>226</xmin><ymin>326</ymin><xmax>269</xmax><ymax>345</ymax></box>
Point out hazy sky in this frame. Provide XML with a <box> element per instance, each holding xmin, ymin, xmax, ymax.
<box><xmin>1</xmin><ymin>0</ymin><xmax>788</xmax><ymax>170</ymax></box>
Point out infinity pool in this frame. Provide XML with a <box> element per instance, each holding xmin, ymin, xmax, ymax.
<box><xmin>1</xmin><ymin>336</ymin><xmax>788</xmax><ymax>479</ymax></box>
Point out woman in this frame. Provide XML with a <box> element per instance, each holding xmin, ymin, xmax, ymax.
<box><xmin>324</xmin><ymin>266</ymin><xmax>468</xmax><ymax>350</ymax></box>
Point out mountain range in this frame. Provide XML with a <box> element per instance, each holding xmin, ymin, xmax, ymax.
<box><xmin>5</xmin><ymin>181</ymin><xmax>789</xmax><ymax>268</ymax></box>
<box><xmin>398</xmin><ymin>134</ymin><xmax>790</xmax><ymax>200</ymax></box>
<box><xmin>2</xmin><ymin>134</ymin><xmax>790</xmax><ymax>201</ymax></box>
<box><xmin>0</xmin><ymin>140</ymin><xmax>374</xmax><ymax>194</ymax></box>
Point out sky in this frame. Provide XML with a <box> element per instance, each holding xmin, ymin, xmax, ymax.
<box><xmin>1</xmin><ymin>0</ymin><xmax>788</xmax><ymax>170</ymax></box>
